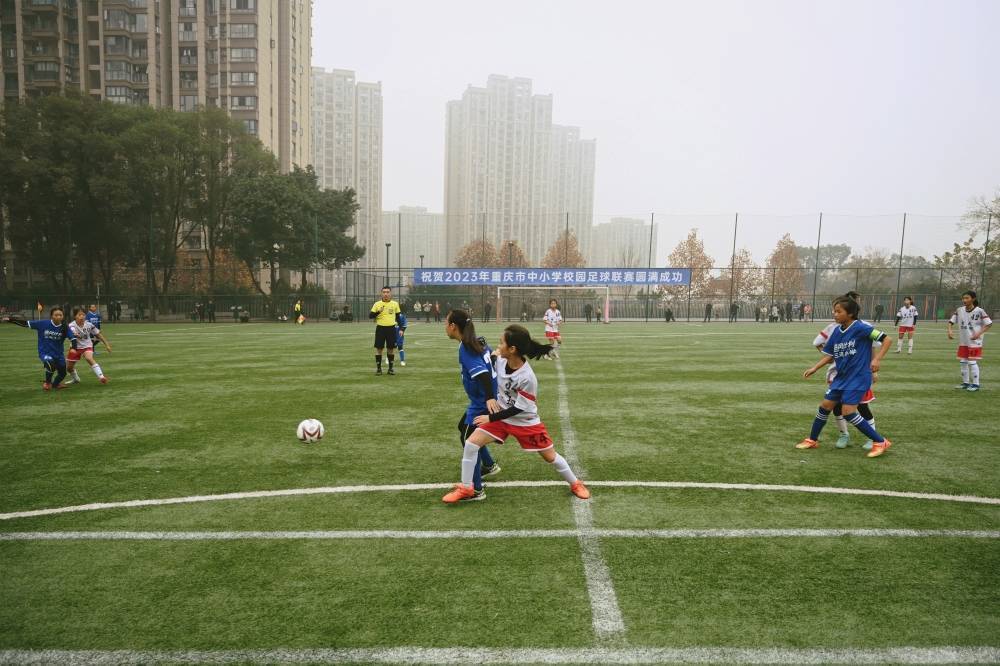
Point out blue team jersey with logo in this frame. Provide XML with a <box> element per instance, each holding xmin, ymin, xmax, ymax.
<box><xmin>26</xmin><ymin>319</ymin><xmax>74</xmax><ymax>360</ymax></box>
<box><xmin>85</xmin><ymin>310</ymin><xmax>102</xmax><ymax>329</ymax></box>
<box><xmin>459</xmin><ymin>341</ymin><xmax>498</xmax><ymax>425</ymax></box>
<box><xmin>822</xmin><ymin>320</ymin><xmax>884</xmax><ymax>391</ymax></box>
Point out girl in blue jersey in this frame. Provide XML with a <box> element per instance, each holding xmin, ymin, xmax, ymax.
<box><xmin>799</xmin><ymin>296</ymin><xmax>894</xmax><ymax>458</ymax></box>
<box><xmin>3</xmin><ymin>307</ymin><xmax>75</xmax><ymax>390</ymax></box>
<box><xmin>444</xmin><ymin>309</ymin><xmax>502</xmax><ymax>501</ymax></box>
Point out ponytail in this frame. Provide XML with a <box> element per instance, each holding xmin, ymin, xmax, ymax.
<box><xmin>503</xmin><ymin>324</ymin><xmax>553</xmax><ymax>360</ymax></box>
<box><xmin>448</xmin><ymin>309</ymin><xmax>484</xmax><ymax>354</ymax></box>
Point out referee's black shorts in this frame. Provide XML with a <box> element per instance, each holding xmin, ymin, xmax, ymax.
<box><xmin>374</xmin><ymin>325</ymin><xmax>398</xmax><ymax>350</ymax></box>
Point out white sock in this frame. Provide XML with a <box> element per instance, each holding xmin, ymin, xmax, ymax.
<box><xmin>91</xmin><ymin>364</ymin><xmax>103</xmax><ymax>378</ymax></box>
<box><xmin>969</xmin><ymin>361</ymin><xmax>980</xmax><ymax>385</ymax></box>
<box><xmin>71</xmin><ymin>369</ymin><xmax>80</xmax><ymax>381</ymax></box>
<box><xmin>908</xmin><ymin>339</ymin><xmax>913</xmax><ymax>353</ymax></box>
<box><xmin>960</xmin><ymin>360</ymin><xmax>970</xmax><ymax>383</ymax></box>
<box><xmin>461</xmin><ymin>442</ymin><xmax>480</xmax><ymax>487</ymax></box>
<box><xmin>550</xmin><ymin>452</ymin><xmax>578</xmax><ymax>484</ymax></box>
<box><xmin>836</xmin><ymin>416</ymin><xmax>849</xmax><ymax>435</ymax></box>
<box><xmin>896</xmin><ymin>339</ymin><xmax>902</xmax><ymax>351</ymax></box>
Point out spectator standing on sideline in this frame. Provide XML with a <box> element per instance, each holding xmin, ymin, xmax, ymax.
<box><xmin>799</xmin><ymin>302</ymin><xmax>807</xmax><ymax>321</ymax></box>
<box><xmin>584</xmin><ymin>303</ymin><xmax>593</xmax><ymax>323</ymax></box>
<box><xmin>207</xmin><ymin>300</ymin><xmax>216</xmax><ymax>322</ymax></box>
<box><xmin>484</xmin><ymin>301</ymin><xmax>493</xmax><ymax>322</ymax></box>
<box><xmin>413</xmin><ymin>301</ymin><xmax>422</xmax><ymax>318</ymax></box>
<box><xmin>434</xmin><ymin>301</ymin><xmax>442</xmax><ymax>322</ymax></box>
<box><xmin>729</xmin><ymin>302</ymin><xmax>738</xmax><ymax>323</ymax></box>
<box><xmin>703</xmin><ymin>302</ymin><xmax>712</xmax><ymax>322</ymax></box>
<box><xmin>873</xmin><ymin>302</ymin><xmax>884</xmax><ymax>322</ymax></box>
<box><xmin>424</xmin><ymin>302</ymin><xmax>432</xmax><ymax>323</ymax></box>
<box><xmin>664</xmin><ymin>307</ymin><xmax>675</xmax><ymax>322</ymax></box>
<box><xmin>785</xmin><ymin>300</ymin><xmax>793</xmax><ymax>323</ymax></box>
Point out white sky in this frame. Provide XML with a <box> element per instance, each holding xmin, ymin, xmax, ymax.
<box><xmin>312</xmin><ymin>0</ymin><xmax>1000</xmax><ymax>262</ymax></box>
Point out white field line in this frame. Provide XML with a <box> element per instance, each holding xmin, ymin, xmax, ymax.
<box><xmin>2</xmin><ymin>529</ymin><xmax>997</xmax><ymax>542</ymax></box>
<box><xmin>0</xmin><ymin>646</ymin><xmax>997</xmax><ymax>665</ymax></box>
<box><xmin>2</xmin><ymin>481</ymin><xmax>998</xmax><ymax>522</ymax></box>
<box><xmin>554</xmin><ymin>358</ymin><xmax>626</xmax><ymax>641</ymax></box>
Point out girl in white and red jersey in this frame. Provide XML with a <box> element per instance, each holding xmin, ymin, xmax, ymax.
<box><xmin>948</xmin><ymin>290</ymin><xmax>992</xmax><ymax>392</ymax></box>
<box><xmin>811</xmin><ymin>291</ymin><xmax>879</xmax><ymax>450</ymax></box>
<box><xmin>66</xmin><ymin>306</ymin><xmax>112</xmax><ymax>384</ymax></box>
<box><xmin>542</xmin><ymin>299</ymin><xmax>563</xmax><ymax>359</ymax></box>
<box><xmin>442</xmin><ymin>324</ymin><xmax>590</xmax><ymax>503</ymax></box>
<box><xmin>894</xmin><ymin>296</ymin><xmax>919</xmax><ymax>354</ymax></box>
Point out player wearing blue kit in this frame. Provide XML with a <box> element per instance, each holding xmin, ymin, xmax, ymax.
<box><xmin>445</xmin><ymin>309</ymin><xmax>502</xmax><ymax>501</ymax></box>
<box><xmin>799</xmin><ymin>296</ymin><xmax>894</xmax><ymax>458</ymax></box>
<box><xmin>396</xmin><ymin>312</ymin><xmax>408</xmax><ymax>366</ymax></box>
<box><xmin>3</xmin><ymin>307</ymin><xmax>75</xmax><ymax>390</ymax></box>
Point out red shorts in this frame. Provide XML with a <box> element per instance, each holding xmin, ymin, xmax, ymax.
<box><xmin>958</xmin><ymin>346</ymin><xmax>983</xmax><ymax>359</ymax></box>
<box><xmin>898</xmin><ymin>326</ymin><xmax>915</xmax><ymax>334</ymax></box>
<box><xmin>545</xmin><ymin>330</ymin><xmax>560</xmax><ymax>339</ymax></box>
<box><xmin>475</xmin><ymin>420</ymin><xmax>554</xmax><ymax>451</ymax></box>
<box><xmin>67</xmin><ymin>348</ymin><xmax>93</xmax><ymax>362</ymax></box>
<box><xmin>861</xmin><ymin>388</ymin><xmax>875</xmax><ymax>404</ymax></box>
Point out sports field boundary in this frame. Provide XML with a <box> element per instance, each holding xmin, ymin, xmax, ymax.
<box><xmin>2</xmin><ymin>528</ymin><xmax>997</xmax><ymax>541</ymax></box>
<box><xmin>1</xmin><ymin>646</ymin><xmax>997</xmax><ymax>665</ymax></box>
<box><xmin>2</xmin><ymin>480</ymin><xmax>997</xmax><ymax>521</ymax></box>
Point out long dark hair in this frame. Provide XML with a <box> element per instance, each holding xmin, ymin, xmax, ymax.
<box><xmin>503</xmin><ymin>324</ymin><xmax>553</xmax><ymax>360</ymax></box>
<box><xmin>447</xmin><ymin>309</ymin><xmax>483</xmax><ymax>354</ymax></box>
<box><xmin>962</xmin><ymin>290</ymin><xmax>979</xmax><ymax>307</ymax></box>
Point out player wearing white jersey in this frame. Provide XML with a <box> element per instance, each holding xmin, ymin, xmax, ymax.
<box><xmin>894</xmin><ymin>297</ymin><xmax>919</xmax><ymax>354</ymax></box>
<box><xmin>442</xmin><ymin>324</ymin><xmax>590</xmax><ymax>503</ymax></box>
<box><xmin>812</xmin><ymin>291</ymin><xmax>879</xmax><ymax>450</ymax></box>
<box><xmin>947</xmin><ymin>290</ymin><xmax>992</xmax><ymax>392</ymax></box>
<box><xmin>66</xmin><ymin>306</ymin><xmax>112</xmax><ymax>384</ymax></box>
<box><xmin>542</xmin><ymin>300</ymin><xmax>564</xmax><ymax>359</ymax></box>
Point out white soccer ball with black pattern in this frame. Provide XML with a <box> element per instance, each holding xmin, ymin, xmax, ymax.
<box><xmin>296</xmin><ymin>419</ymin><xmax>324</xmax><ymax>443</ymax></box>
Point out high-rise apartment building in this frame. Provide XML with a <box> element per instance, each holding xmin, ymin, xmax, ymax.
<box><xmin>382</xmin><ymin>206</ymin><xmax>446</xmax><ymax>273</ymax></box>
<box><xmin>0</xmin><ymin>0</ymin><xmax>311</xmax><ymax>173</ymax></box>
<box><xmin>444</xmin><ymin>74</ymin><xmax>595</xmax><ymax>265</ymax></box>
<box><xmin>590</xmin><ymin>217</ymin><xmax>657</xmax><ymax>268</ymax></box>
<box><xmin>311</xmin><ymin>67</ymin><xmax>382</xmax><ymax>276</ymax></box>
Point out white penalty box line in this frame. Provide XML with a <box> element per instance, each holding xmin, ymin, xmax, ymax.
<box><xmin>2</xmin><ymin>528</ymin><xmax>998</xmax><ymax>541</ymax></box>
<box><xmin>1</xmin><ymin>646</ymin><xmax>998</xmax><ymax>665</ymax></box>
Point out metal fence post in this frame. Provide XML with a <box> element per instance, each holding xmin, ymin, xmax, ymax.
<box><xmin>981</xmin><ymin>213</ymin><xmax>993</xmax><ymax>301</ymax></box>
<box><xmin>727</xmin><ymin>212</ymin><xmax>738</xmax><ymax>322</ymax></box>
<box><xmin>811</xmin><ymin>212</ymin><xmax>822</xmax><ymax>321</ymax></box>
<box><xmin>894</xmin><ymin>212</ymin><xmax>907</xmax><ymax>311</ymax></box>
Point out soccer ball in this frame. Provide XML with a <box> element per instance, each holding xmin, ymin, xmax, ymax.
<box><xmin>296</xmin><ymin>419</ymin><xmax>324</xmax><ymax>443</ymax></box>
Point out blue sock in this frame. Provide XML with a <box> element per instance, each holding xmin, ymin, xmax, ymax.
<box><xmin>848</xmin><ymin>412</ymin><xmax>884</xmax><ymax>443</ymax></box>
<box><xmin>479</xmin><ymin>446</ymin><xmax>495</xmax><ymax>468</ymax></box>
<box><xmin>399</xmin><ymin>350</ymin><xmax>405</xmax><ymax>361</ymax></box>
<box><xmin>809</xmin><ymin>407</ymin><xmax>831</xmax><ymax>441</ymax></box>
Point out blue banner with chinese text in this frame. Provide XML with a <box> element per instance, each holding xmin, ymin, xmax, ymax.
<box><xmin>413</xmin><ymin>268</ymin><xmax>691</xmax><ymax>286</ymax></box>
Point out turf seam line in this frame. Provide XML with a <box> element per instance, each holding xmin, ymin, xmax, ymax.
<box><xmin>0</xmin><ymin>646</ymin><xmax>997</xmax><ymax>664</ymax></box>
<box><xmin>2</xmin><ymin>481</ymin><xmax>997</xmax><ymax>521</ymax></box>
<box><xmin>2</xmin><ymin>529</ymin><xmax>998</xmax><ymax>541</ymax></box>
<box><xmin>554</xmin><ymin>358</ymin><xmax>627</xmax><ymax>641</ymax></box>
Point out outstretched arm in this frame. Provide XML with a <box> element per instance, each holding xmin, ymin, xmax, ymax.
<box><xmin>3</xmin><ymin>315</ymin><xmax>28</xmax><ymax>327</ymax></box>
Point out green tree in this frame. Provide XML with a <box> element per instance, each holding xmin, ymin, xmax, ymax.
<box><xmin>188</xmin><ymin>107</ymin><xmax>276</xmax><ymax>295</ymax></box>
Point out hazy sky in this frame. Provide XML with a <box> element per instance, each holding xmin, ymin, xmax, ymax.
<box><xmin>312</xmin><ymin>0</ymin><xmax>999</xmax><ymax>261</ymax></box>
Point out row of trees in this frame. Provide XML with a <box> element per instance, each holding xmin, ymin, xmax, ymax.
<box><xmin>453</xmin><ymin>231</ymin><xmax>587</xmax><ymax>269</ymax></box>
<box><xmin>0</xmin><ymin>94</ymin><xmax>363</xmax><ymax>300</ymax></box>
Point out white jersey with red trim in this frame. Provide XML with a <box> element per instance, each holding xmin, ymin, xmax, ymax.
<box><xmin>68</xmin><ymin>320</ymin><xmax>100</xmax><ymax>351</ymax></box>
<box><xmin>896</xmin><ymin>305</ymin><xmax>918</xmax><ymax>327</ymax></box>
<box><xmin>494</xmin><ymin>355</ymin><xmax>541</xmax><ymax>427</ymax></box>
<box><xmin>950</xmin><ymin>306</ymin><xmax>992</xmax><ymax>348</ymax></box>
<box><xmin>543</xmin><ymin>308</ymin><xmax>562</xmax><ymax>333</ymax></box>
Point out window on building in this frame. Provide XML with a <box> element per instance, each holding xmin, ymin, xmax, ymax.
<box><xmin>134</xmin><ymin>13</ymin><xmax>148</xmax><ymax>32</ymax></box>
<box><xmin>179</xmin><ymin>0</ymin><xmax>196</xmax><ymax>17</ymax></box>
<box><xmin>229</xmin><ymin>23</ymin><xmax>255</xmax><ymax>38</ymax></box>
<box><xmin>179</xmin><ymin>47</ymin><xmax>197</xmax><ymax>65</ymax></box>
<box><xmin>179</xmin><ymin>71</ymin><xmax>198</xmax><ymax>89</ymax></box>
<box><xmin>105</xmin><ymin>85</ymin><xmax>130</xmax><ymax>104</ymax></box>
<box><xmin>179</xmin><ymin>22</ymin><xmax>196</xmax><ymax>41</ymax></box>
<box><xmin>179</xmin><ymin>95</ymin><xmax>198</xmax><ymax>112</ymax></box>
<box><xmin>207</xmin><ymin>49</ymin><xmax>219</xmax><ymax>64</ymax></box>
<box><xmin>104</xmin><ymin>60</ymin><xmax>131</xmax><ymax>81</ymax></box>
<box><xmin>230</xmin><ymin>0</ymin><xmax>255</xmax><ymax>11</ymax></box>
<box><xmin>230</xmin><ymin>95</ymin><xmax>256</xmax><ymax>109</ymax></box>
<box><xmin>230</xmin><ymin>47</ymin><xmax>256</xmax><ymax>62</ymax></box>
<box><xmin>208</xmin><ymin>72</ymin><xmax>219</xmax><ymax>87</ymax></box>
<box><xmin>230</xmin><ymin>71</ymin><xmax>256</xmax><ymax>85</ymax></box>
<box><xmin>104</xmin><ymin>35</ymin><xmax>130</xmax><ymax>55</ymax></box>
<box><xmin>243</xmin><ymin>118</ymin><xmax>258</xmax><ymax>135</ymax></box>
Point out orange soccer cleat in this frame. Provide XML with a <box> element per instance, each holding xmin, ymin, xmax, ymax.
<box><xmin>570</xmin><ymin>480</ymin><xmax>591</xmax><ymax>500</ymax></box>
<box><xmin>866</xmin><ymin>438</ymin><xmax>893</xmax><ymax>458</ymax></box>
<box><xmin>442</xmin><ymin>483</ymin><xmax>477</xmax><ymax>504</ymax></box>
<box><xmin>795</xmin><ymin>438</ymin><xmax>819</xmax><ymax>449</ymax></box>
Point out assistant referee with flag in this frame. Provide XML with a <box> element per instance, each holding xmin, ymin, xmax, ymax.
<box><xmin>370</xmin><ymin>286</ymin><xmax>402</xmax><ymax>375</ymax></box>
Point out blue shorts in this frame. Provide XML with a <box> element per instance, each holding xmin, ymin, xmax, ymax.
<box><xmin>824</xmin><ymin>388</ymin><xmax>866</xmax><ymax>406</ymax></box>
<box><xmin>39</xmin><ymin>355</ymin><xmax>67</xmax><ymax>371</ymax></box>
